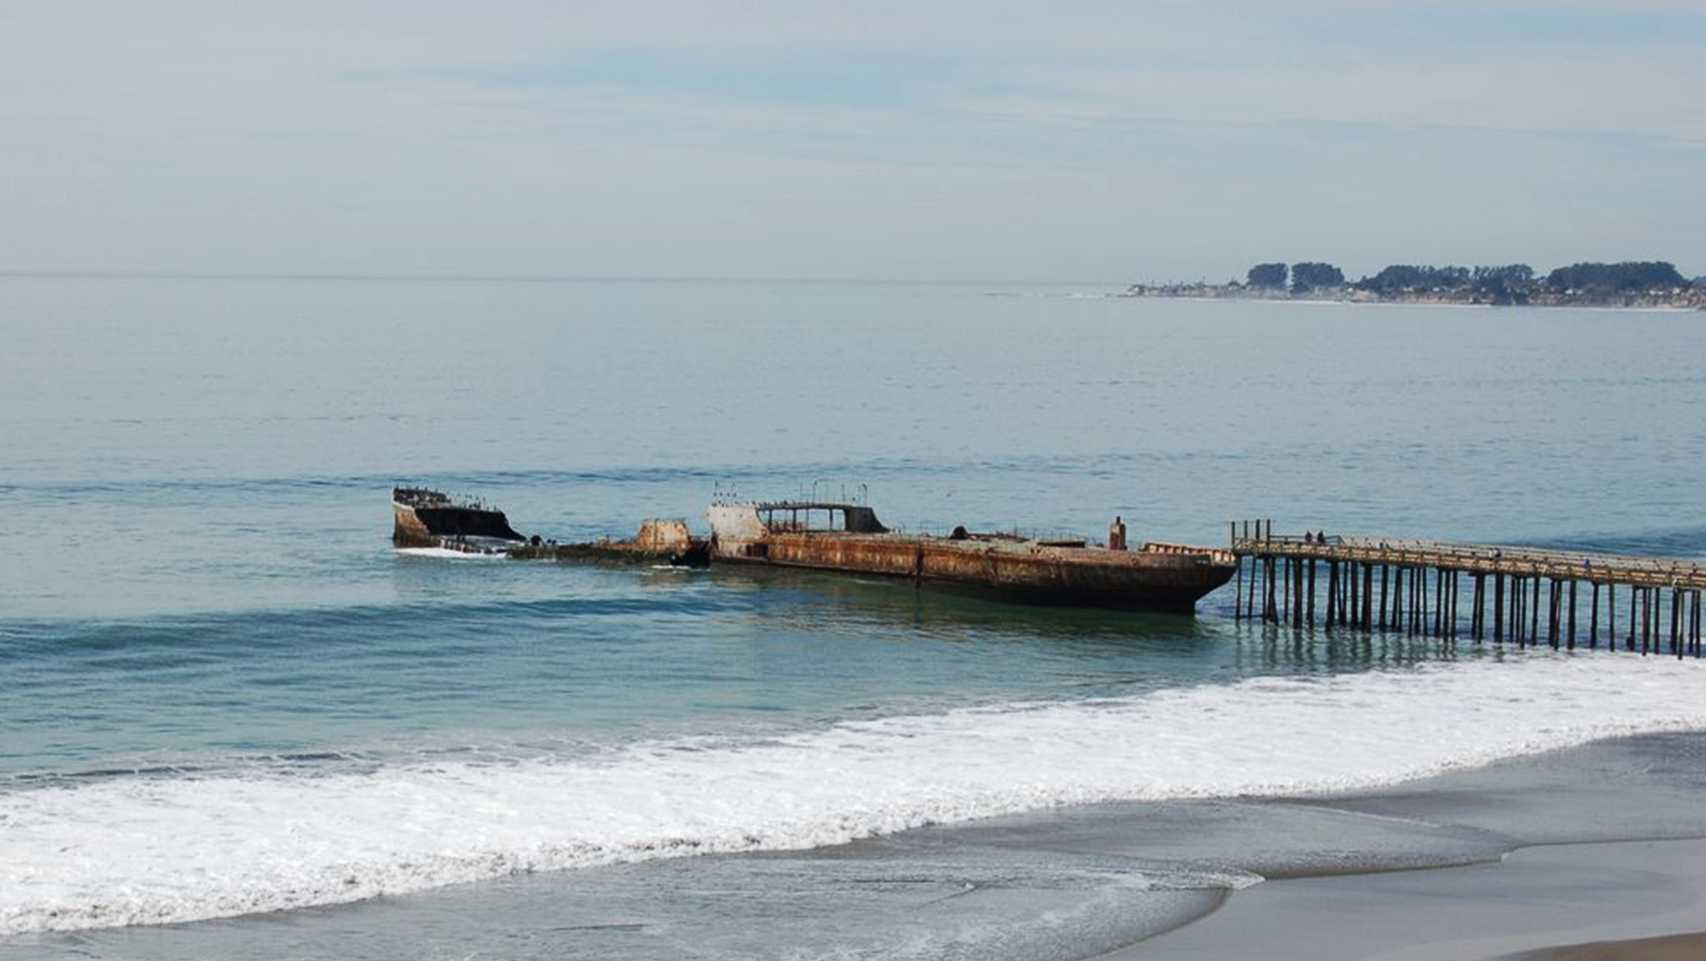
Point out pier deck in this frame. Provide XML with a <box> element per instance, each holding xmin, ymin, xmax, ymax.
<box><xmin>1228</xmin><ymin>521</ymin><xmax>1705</xmax><ymax>656</ymax></box>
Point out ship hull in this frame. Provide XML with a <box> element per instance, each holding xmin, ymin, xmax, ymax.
<box><xmin>711</xmin><ymin>526</ymin><xmax>1235</xmax><ymax>613</ymax></box>
<box><xmin>509</xmin><ymin>540</ymin><xmax>711</xmax><ymax>567</ymax></box>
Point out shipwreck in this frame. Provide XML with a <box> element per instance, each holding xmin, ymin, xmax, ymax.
<box><xmin>391</xmin><ymin>487</ymin><xmax>1235</xmax><ymax>612</ymax></box>
<box><xmin>705</xmin><ymin>499</ymin><xmax>1236</xmax><ymax>612</ymax></box>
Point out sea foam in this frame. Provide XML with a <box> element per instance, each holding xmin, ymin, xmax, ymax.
<box><xmin>4</xmin><ymin>652</ymin><xmax>1706</xmax><ymax>935</ymax></box>
<box><xmin>392</xmin><ymin>547</ymin><xmax>506</xmax><ymax>560</ymax></box>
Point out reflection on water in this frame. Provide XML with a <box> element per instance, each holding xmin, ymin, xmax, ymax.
<box><xmin>709</xmin><ymin>563</ymin><xmax>1209</xmax><ymax>641</ymax></box>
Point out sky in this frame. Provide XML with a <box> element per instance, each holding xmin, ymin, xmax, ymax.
<box><xmin>2</xmin><ymin>2</ymin><xmax>1702</xmax><ymax>283</ymax></box>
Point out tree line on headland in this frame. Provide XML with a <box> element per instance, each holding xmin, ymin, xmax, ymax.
<box><xmin>1128</xmin><ymin>260</ymin><xmax>1704</xmax><ymax>308</ymax></box>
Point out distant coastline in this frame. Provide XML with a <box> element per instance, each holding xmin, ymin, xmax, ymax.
<box><xmin>1125</xmin><ymin>260</ymin><xmax>1706</xmax><ymax>310</ymax></box>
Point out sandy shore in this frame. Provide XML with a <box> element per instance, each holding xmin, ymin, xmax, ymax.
<box><xmin>1492</xmin><ymin>871</ymin><xmax>1706</xmax><ymax>961</ymax></box>
<box><xmin>1100</xmin><ymin>729</ymin><xmax>1706</xmax><ymax>961</ymax></box>
<box><xmin>1513</xmin><ymin>932</ymin><xmax>1706</xmax><ymax>961</ymax></box>
<box><xmin>1109</xmin><ymin>838</ymin><xmax>1706</xmax><ymax>961</ymax></box>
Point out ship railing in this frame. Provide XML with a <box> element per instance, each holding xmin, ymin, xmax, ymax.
<box><xmin>897</xmin><ymin>525</ymin><xmax>1090</xmax><ymax>544</ymax></box>
<box><xmin>1142</xmin><ymin>542</ymin><xmax>1238</xmax><ymax>565</ymax></box>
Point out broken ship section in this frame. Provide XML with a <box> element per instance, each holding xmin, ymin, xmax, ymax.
<box><xmin>392</xmin><ymin>487</ymin><xmax>525</xmax><ymax>548</ymax></box>
<box><xmin>509</xmin><ymin>518</ymin><xmax>711</xmax><ymax>567</ymax></box>
<box><xmin>392</xmin><ymin>486</ymin><xmax>709</xmax><ymax>565</ymax></box>
<box><xmin>707</xmin><ymin>500</ymin><xmax>1236</xmax><ymax>613</ymax></box>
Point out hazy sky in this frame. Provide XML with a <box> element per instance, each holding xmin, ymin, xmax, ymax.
<box><xmin>3</xmin><ymin>2</ymin><xmax>1702</xmax><ymax>282</ymax></box>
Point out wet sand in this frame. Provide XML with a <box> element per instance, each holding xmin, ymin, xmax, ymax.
<box><xmin>1513</xmin><ymin>932</ymin><xmax>1706</xmax><ymax>961</ymax></box>
<box><xmin>1103</xmin><ymin>729</ymin><xmax>1706</xmax><ymax>960</ymax></box>
<box><xmin>1111</xmin><ymin>838</ymin><xmax>1706</xmax><ymax>961</ymax></box>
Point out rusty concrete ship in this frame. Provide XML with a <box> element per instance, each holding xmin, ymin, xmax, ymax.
<box><xmin>706</xmin><ymin>499</ymin><xmax>1237</xmax><ymax>613</ymax></box>
<box><xmin>391</xmin><ymin>488</ymin><xmax>1233</xmax><ymax>609</ymax></box>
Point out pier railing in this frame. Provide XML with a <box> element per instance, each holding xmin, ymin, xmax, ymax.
<box><xmin>1230</xmin><ymin>532</ymin><xmax>1706</xmax><ymax>590</ymax></box>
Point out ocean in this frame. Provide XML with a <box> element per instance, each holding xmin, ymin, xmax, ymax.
<box><xmin>4</xmin><ymin>277</ymin><xmax>1706</xmax><ymax>959</ymax></box>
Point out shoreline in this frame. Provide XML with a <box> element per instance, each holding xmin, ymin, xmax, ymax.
<box><xmin>1512</xmin><ymin>930</ymin><xmax>1706</xmax><ymax>961</ymax></box>
<box><xmin>1114</xmin><ymin>291</ymin><xmax>1704</xmax><ymax>311</ymax></box>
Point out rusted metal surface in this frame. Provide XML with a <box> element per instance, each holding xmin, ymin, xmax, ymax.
<box><xmin>708</xmin><ymin>501</ymin><xmax>1235</xmax><ymax>612</ymax></box>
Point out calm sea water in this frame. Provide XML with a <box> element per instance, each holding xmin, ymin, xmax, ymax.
<box><xmin>4</xmin><ymin>277</ymin><xmax>1706</xmax><ymax>957</ymax></box>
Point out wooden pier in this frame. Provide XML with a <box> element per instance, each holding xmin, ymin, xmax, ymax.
<box><xmin>1228</xmin><ymin>520</ymin><xmax>1706</xmax><ymax>657</ymax></box>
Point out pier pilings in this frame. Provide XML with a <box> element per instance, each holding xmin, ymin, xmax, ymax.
<box><xmin>1228</xmin><ymin>525</ymin><xmax>1706</xmax><ymax>657</ymax></box>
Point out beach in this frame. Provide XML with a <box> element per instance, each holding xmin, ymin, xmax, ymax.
<box><xmin>1108</xmin><ymin>730</ymin><xmax>1706</xmax><ymax>960</ymax></box>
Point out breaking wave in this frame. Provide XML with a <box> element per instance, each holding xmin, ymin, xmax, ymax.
<box><xmin>5</xmin><ymin>653</ymin><xmax>1706</xmax><ymax>935</ymax></box>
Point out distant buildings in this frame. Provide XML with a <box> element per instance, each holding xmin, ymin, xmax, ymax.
<box><xmin>1125</xmin><ymin>260</ymin><xmax>1704</xmax><ymax>308</ymax></box>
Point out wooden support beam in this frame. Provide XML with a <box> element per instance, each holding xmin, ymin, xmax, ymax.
<box><xmin>1362</xmin><ymin>564</ymin><xmax>1374</xmax><ymax>630</ymax></box>
<box><xmin>1269</xmin><ymin>556</ymin><xmax>1278</xmax><ymax>623</ymax></box>
<box><xmin>1265</xmin><ymin>556</ymin><xmax>1275</xmax><ymax>622</ymax></box>
<box><xmin>1393</xmin><ymin>566</ymin><xmax>1405</xmax><ymax>636</ymax></box>
<box><xmin>1535</xmin><ymin>576</ymin><xmax>1549</xmax><ymax>641</ymax></box>
<box><xmin>1379</xmin><ymin>565</ymin><xmax>1388</xmax><ymax>630</ymax></box>
<box><xmin>1259</xmin><ymin>556</ymin><xmax>1268</xmax><ymax>622</ymax></box>
<box><xmin>1685</xmin><ymin>590</ymin><xmax>1699</xmax><ymax>658</ymax></box>
<box><xmin>1548</xmin><ymin>579</ymin><xmax>1560</xmax><ymax>649</ymax></box>
<box><xmin>1440</xmin><ymin>570</ymin><xmax>1449</xmax><ymax>638</ymax></box>
<box><xmin>1420</xmin><ymin>566</ymin><xmax>1428</xmax><ymax>636</ymax></box>
<box><xmin>1350</xmin><ymin>563</ymin><xmax>1360</xmax><ymax>629</ymax></box>
<box><xmin>1672</xmin><ymin>587</ymin><xmax>1682</xmax><ymax>659</ymax></box>
<box><xmin>1457</xmin><ymin>571</ymin><xmax>1465</xmax><ymax>638</ymax></box>
<box><xmin>1446</xmin><ymin>570</ymin><xmax>1460</xmax><ymax>638</ymax></box>
<box><xmin>1293</xmin><ymin>556</ymin><xmax>1304</xmax><ymax>628</ymax></box>
<box><xmin>1426</xmin><ymin>570</ymin><xmax>1439</xmax><ymax>638</ymax></box>
<box><xmin>1441</xmin><ymin>570</ymin><xmax>1451</xmax><ymax>639</ymax></box>
<box><xmin>1494</xmin><ymin>573</ymin><xmax>1504</xmax><ymax>642</ymax></box>
<box><xmin>1514</xmin><ymin>575</ymin><xmax>1525</xmax><ymax>647</ymax></box>
<box><xmin>1408</xmin><ymin>566</ymin><xmax>1418</xmax><ymax>637</ymax></box>
<box><xmin>1471</xmin><ymin>575</ymin><xmax>1479</xmax><ymax>639</ymax></box>
<box><xmin>1415</xmin><ymin>566</ymin><xmax>1424</xmax><ymax>636</ymax></box>
<box><xmin>1406</xmin><ymin>566</ymin><xmax>1415</xmax><ymax>636</ymax></box>
<box><xmin>1340</xmin><ymin>563</ymin><xmax>1350</xmax><ymax>629</ymax></box>
<box><xmin>1642</xmin><ymin>587</ymin><xmax>1651</xmax><ymax>656</ymax></box>
<box><xmin>1248</xmin><ymin>552</ymin><xmax>1258</xmax><ymax>621</ymax></box>
<box><xmin>1590</xmin><ymin>582</ymin><xmax>1599</xmax><ymax>648</ymax></box>
<box><xmin>1235</xmin><ymin>554</ymin><xmax>1243</xmax><ymax>620</ymax></box>
<box><xmin>1270</xmin><ymin>556</ymin><xmax>1278</xmax><ymax>623</ymax></box>
<box><xmin>1310</xmin><ymin>559</ymin><xmax>1323</xmax><ymax>628</ymax></box>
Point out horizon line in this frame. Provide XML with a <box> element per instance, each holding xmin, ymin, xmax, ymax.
<box><xmin>0</xmin><ymin>269</ymin><xmax>1131</xmax><ymax>288</ymax></box>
